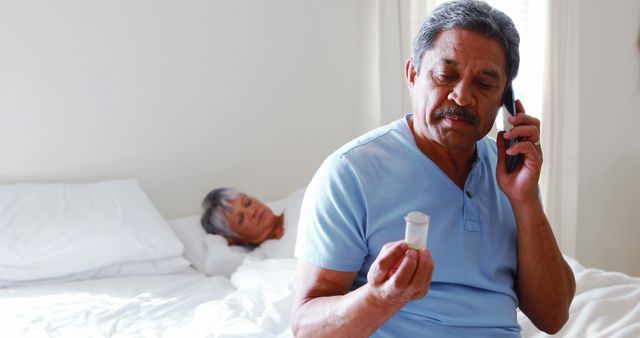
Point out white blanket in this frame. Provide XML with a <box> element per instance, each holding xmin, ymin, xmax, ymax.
<box><xmin>0</xmin><ymin>259</ymin><xmax>295</xmax><ymax>338</ymax></box>
<box><xmin>0</xmin><ymin>256</ymin><xmax>638</xmax><ymax>337</ymax></box>
<box><xmin>519</xmin><ymin>259</ymin><xmax>640</xmax><ymax>338</ymax></box>
<box><xmin>193</xmin><ymin>257</ymin><xmax>296</xmax><ymax>337</ymax></box>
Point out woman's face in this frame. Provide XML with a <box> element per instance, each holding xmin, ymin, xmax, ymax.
<box><xmin>224</xmin><ymin>194</ymin><xmax>282</xmax><ymax>245</ymax></box>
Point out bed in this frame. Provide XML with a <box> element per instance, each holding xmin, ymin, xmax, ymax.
<box><xmin>1</xmin><ymin>180</ymin><xmax>638</xmax><ymax>337</ymax></box>
<box><xmin>0</xmin><ymin>259</ymin><xmax>295</xmax><ymax>337</ymax></box>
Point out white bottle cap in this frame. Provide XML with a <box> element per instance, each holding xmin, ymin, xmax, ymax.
<box><xmin>405</xmin><ymin>211</ymin><xmax>430</xmax><ymax>225</ymax></box>
<box><xmin>404</xmin><ymin>211</ymin><xmax>430</xmax><ymax>249</ymax></box>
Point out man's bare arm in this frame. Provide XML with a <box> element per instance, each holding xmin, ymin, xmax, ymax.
<box><xmin>497</xmin><ymin>105</ymin><xmax>576</xmax><ymax>334</ymax></box>
<box><xmin>513</xmin><ymin>200</ymin><xmax>576</xmax><ymax>334</ymax></box>
<box><xmin>291</xmin><ymin>241</ymin><xmax>434</xmax><ymax>337</ymax></box>
<box><xmin>291</xmin><ymin>262</ymin><xmax>402</xmax><ymax>337</ymax></box>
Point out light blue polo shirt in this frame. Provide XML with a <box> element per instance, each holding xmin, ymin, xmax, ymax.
<box><xmin>295</xmin><ymin>115</ymin><xmax>521</xmax><ymax>337</ymax></box>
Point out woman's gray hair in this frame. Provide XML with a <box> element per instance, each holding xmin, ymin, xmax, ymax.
<box><xmin>411</xmin><ymin>0</ymin><xmax>520</xmax><ymax>84</ymax></box>
<box><xmin>201</xmin><ymin>187</ymin><xmax>241</xmax><ymax>238</ymax></box>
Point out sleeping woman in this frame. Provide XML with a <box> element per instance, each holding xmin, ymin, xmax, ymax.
<box><xmin>200</xmin><ymin>188</ymin><xmax>284</xmax><ymax>247</ymax></box>
<box><xmin>200</xmin><ymin>187</ymin><xmax>304</xmax><ymax>259</ymax></box>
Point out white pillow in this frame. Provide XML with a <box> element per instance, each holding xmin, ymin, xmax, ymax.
<box><xmin>0</xmin><ymin>256</ymin><xmax>189</xmax><ymax>288</ymax></box>
<box><xmin>0</xmin><ymin>179</ymin><xmax>186</xmax><ymax>283</ymax></box>
<box><xmin>168</xmin><ymin>214</ymin><xmax>210</xmax><ymax>273</ymax></box>
<box><xmin>202</xmin><ymin>234</ymin><xmax>250</xmax><ymax>276</ymax></box>
<box><xmin>168</xmin><ymin>188</ymin><xmax>305</xmax><ymax>276</ymax></box>
<box><xmin>168</xmin><ymin>216</ymin><xmax>254</xmax><ymax>277</ymax></box>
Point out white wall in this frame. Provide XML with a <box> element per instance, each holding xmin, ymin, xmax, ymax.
<box><xmin>2</xmin><ymin>0</ymin><xmax>639</xmax><ymax>276</ymax></box>
<box><xmin>575</xmin><ymin>0</ymin><xmax>640</xmax><ymax>276</ymax></box>
<box><xmin>0</xmin><ymin>0</ymin><xmax>369</xmax><ymax>219</ymax></box>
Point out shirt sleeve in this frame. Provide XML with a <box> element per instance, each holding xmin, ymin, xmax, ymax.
<box><xmin>294</xmin><ymin>154</ymin><xmax>368</xmax><ymax>272</ymax></box>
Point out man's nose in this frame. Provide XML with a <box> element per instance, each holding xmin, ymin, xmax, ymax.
<box><xmin>447</xmin><ymin>81</ymin><xmax>475</xmax><ymax>107</ymax></box>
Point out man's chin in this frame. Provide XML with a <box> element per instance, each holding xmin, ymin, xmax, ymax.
<box><xmin>435</xmin><ymin>129</ymin><xmax>480</xmax><ymax>148</ymax></box>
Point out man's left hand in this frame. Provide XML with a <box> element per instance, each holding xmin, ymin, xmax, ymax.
<box><xmin>496</xmin><ymin>100</ymin><xmax>542</xmax><ymax>203</ymax></box>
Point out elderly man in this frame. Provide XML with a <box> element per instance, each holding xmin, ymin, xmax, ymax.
<box><xmin>291</xmin><ymin>1</ymin><xmax>575</xmax><ymax>337</ymax></box>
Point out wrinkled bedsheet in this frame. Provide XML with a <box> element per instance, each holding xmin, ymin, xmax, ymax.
<box><xmin>1</xmin><ymin>256</ymin><xmax>638</xmax><ymax>337</ymax></box>
<box><xmin>0</xmin><ymin>258</ymin><xmax>295</xmax><ymax>338</ymax></box>
<box><xmin>519</xmin><ymin>257</ymin><xmax>640</xmax><ymax>338</ymax></box>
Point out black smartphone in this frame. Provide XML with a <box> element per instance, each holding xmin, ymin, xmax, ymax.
<box><xmin>503</xmin><ymin>85</ymin><xmax>523</xmax><ymax>173</ymax></box>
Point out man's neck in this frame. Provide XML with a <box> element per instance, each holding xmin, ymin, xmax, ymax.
<box><xmin>408</xmin><ymin>118</ymin><xmax>477</xmax><ymax>189</ymax></box>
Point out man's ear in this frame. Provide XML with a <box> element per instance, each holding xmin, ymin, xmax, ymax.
<box><xmin>405</xmin><ymin>58</ymin><xmax>418</xmax><ymax>93</ymax></box>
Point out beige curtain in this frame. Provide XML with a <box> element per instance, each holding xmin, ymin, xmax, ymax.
<box><xmin>372</xmin><ymin>0</ymin><xmax>434</xmax><ymax>125</ymax></box>
<box><xmin>540</xmin><ymin>0</ymin><xmax>580</xmax><ymax>256</ymax></box>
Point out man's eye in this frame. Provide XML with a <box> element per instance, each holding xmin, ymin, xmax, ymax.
<box><xmin>244</xmin><ymin>199</ymin><xmax>252</xmax><ymax>207</ymax></box>
<box><xmin>476</xmin><ymin>80</ymin><xmax>496</xmax><ymax>89</ymax></box>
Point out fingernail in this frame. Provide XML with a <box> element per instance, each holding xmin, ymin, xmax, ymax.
<box><xmin>407</xmin><ymin>250</ymin><xmax>417</xmax><ymax>258</ymax></box>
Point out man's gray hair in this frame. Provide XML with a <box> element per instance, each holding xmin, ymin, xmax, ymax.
<box><xmin>201</xmin><ymin>187</ymin><xmax>241</xmax><ymax>238</ymax></box>
<box><xmin>411</xmin><ymin>0</ymin><xmax>520</xmax><ymax>83</ymax></box>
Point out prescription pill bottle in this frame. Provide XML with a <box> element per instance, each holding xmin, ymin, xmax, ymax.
<box><xmin>404</xmin><ymin>211</ymin><xmax>430</xmax><ymax>250</ymax></box>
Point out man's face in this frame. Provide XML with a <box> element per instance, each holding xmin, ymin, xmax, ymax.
<box><xmin>224</xmin><ymin>194</ymin><xmax>280</xmax><ymax>245</ymax></box>
<box><xmin>407</xmin><ymin>29</ymin><xmax>507</xmax><ymax>150</ymax></box>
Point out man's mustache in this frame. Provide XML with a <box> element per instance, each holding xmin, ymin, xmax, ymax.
<box><xmin>434</xmin><ymin>106</ymin><xmax>478</xmax><ymax>125</ymax></box>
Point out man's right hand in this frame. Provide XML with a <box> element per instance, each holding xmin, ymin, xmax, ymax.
<box><xmin>366</xmin><ymin>240</ymin><xmax>435</xmax><ymax>306</ymax></box>
<box><xmin>292</xmin><ymin>240</ymin><xmax>434</xmax><ymax>337</ymax></box>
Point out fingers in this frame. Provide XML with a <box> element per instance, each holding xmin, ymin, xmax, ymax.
<box><xmin>508</xmin><ymin>111</ymin><xmax>540</xmax><ymax>129</ymax></box>
<box><xmin>506</xmin><ymin>103</ymin><xmax>540</xmax><ymax>142</ymax></box>
<box><xmin>409</xmin><ymin>249</ymin><xmax>434</xmax><ymax>299</ymax></box>
<box><xmin>367</xmin><ymin>244</ymin><xmax>435</xmax><ymax>306</ymax></box>
<box><xmin>388</xmin><ymin>249</ymin><xmax>418</xmax><ymax>289</ymax></box>
<box><xmin>514</xmin><ymin>100</ymin><xmax>534</xmax><ymax>122</ymax></box>
<box><xmin>503</xmin><ymin>125</ymin><xmax>539</xmax><ymax>143</ymax></box>
<box><xmin>388</xmin><ymin>248</ymin><xmax>434</xmax><ymax>298</ymax></box>
<box><xmin>370</xmin><ymin>241</ymin><xmax>408</xmax><ymax>284</ymax></box>
<box><xmin>505</xmin><ymin>140</ymin><xmax>543</xmax><ymax>164</ymax></box>
<box><xmin>503</xmin><ymin>102</ymin><xmax>542</xmax><ymax>153</ymax></box>
<box><xmin>515</xmin><ymin>99</ymin><xmax>526</xmax><ymax>115</ymax></box>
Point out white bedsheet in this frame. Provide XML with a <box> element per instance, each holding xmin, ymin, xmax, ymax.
<box><xmin>519</xmin><ymin>258</ymin><xmax>640</xmax><ymax>338</ymax></box>
<box><xmin>1</xmin><ymin>256</ymin><xmax>638</xmax><ymax>337</ymax></box>
<box><xmin>0</xmin><ymin>258</ymin><xmax>295</xmax><ymax>338</ymax></box>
